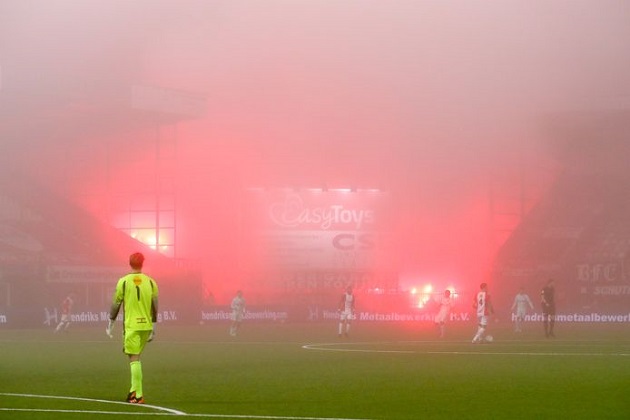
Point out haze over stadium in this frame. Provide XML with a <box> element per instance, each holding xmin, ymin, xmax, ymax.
<box><xmin>1</xmin><ymin>0</ymin><xmax>630</xmax><ymax>326</ymax></box>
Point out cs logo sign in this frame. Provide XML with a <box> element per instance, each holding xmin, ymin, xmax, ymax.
<box><xmin>332</xmin><ymin>233</ymin><xmax>392</xmax><ymax>251</ymax></box>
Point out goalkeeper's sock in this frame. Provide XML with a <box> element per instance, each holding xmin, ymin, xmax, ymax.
<box><xmin>130</xmin><ymin>361</ymin><xmax>143</xmax><ymax>398</ymax></box>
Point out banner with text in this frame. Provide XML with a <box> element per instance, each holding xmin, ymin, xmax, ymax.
<box><xmin>242</xmin><ymin>189</ymin><xmax>397</xmax><ymax>291</ymax></box>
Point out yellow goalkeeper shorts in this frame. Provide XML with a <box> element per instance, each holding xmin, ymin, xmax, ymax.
<box><xmin>123</xmin><ymin>330</ymin><xmax>152</xmax><ymax>355</ymax></box>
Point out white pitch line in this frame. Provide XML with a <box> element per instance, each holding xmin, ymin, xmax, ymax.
<box><xmin>0</xmin><ymin>393</ymin><xmax>374</xmax><ymax>420</ymax></box>
<box><xmin>427</xmin><ymin>351</ymin><xmax>630</xmax><ymax>357</ymax></box>
<box><xmin>302</xmin><ymin>343</ymin><xmax>414</xmax><ymax>353</ymax></box>
<box><xmin>182</xmin><ymin>414</ymin><xmax>374</xmax><ymax>419</ymax></box>
<box><xmin>0</xmin><ymin>410</ymin><xmax>372</xmax><ymax>420</ymax></box>
<box><xmin>302</xmin><ymin>342</ymin><xmax>630</xmax><ymax>357</ymax></box>
<box><xmin>0</xmin><ymin>408</ymin><xmax>174</xmax><ymax>416</ymax></box>
<box><xmin>0</xmin><ymin>393</ymin><xmax>186</xmax><ymax>415</ymax></box>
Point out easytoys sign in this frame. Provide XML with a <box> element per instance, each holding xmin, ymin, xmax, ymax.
<box><xmin>244</xmin><ymin>189</ymin><xmax>393</xmax><ymax>271</ymax></box>
<box><xmin>268</xmin><ymin>193</ymin><xmax>375</xmax><ymax>230</ymax></box>
<box><xmin>245</xmin><ymin>190</ymin><xmax>386</xmax><ymax>232</ymax></box>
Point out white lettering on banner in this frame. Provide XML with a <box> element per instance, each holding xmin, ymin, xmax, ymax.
<box><xmin>593</xmin><ymin>285</ymin><xmax>630</xmax><ymax>295</ymax></box>
<box><xmin>576</xmin><ymin>263</ymin><xmax>621</xmax><ymax>283</ymax></box>
<box><xmin>157</xmin><ymin>311</ymin><xmax>178</xmax><ymax>321</ymax></box>
<box><xmin>157</xmin><ymin>311</ymin><xmax>178</xmax><ymax>322</ymax></box>
<box><xmin>282</xmin><ymin>271</ymin><xmax>397</xmax><ymax>290</ymax></box>
<box><xmin>0</xmin><ymin>314</ymin><xmax>7</xmax><ymax>324</ymax></box>
<box><xmin>201</xmin><ymin>311</ymin><xmax>231</xmax><ymax>321</ymax></box>
<box><xmin>41</xmin><ymin>310</ymin><xmax>123</xmax><ymax>324</ymax></box>
<box><xmin>517</xmin><ymin>313</ymin><xmax>630</xmax><ymax>323</ymax></box>
<box><xmin>268</xmin><ymin>193</ymin><xmax>374</xmax><ymax>230</ymax></box>
<box><xmin>63</xmin><ymin>311</ymin><xmax>122</xmax><ymax>323</ymax></box>
<box><xmin>348</xmin><ymin>311</ymin><xmax>470</xmax><ymax>322</ymax></box>
<box><xmin>200</xmin><ymin>310</ymin><xmax>288</xmax><ymax>321</ymax></box>
<box><xmin>70</xmin><ymin>312</ymin><xmax>100</xmax><ymax>322</ymax></box>
<box><xmin>325</xmin><ymin>311</ymin><xmax>630</xmax><ymax>323</ymax></box>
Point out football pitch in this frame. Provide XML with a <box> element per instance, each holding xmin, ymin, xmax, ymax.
<box><xmin>1</xmin><ymin>321</ymin><xmax>629</xmax><ymax>419</ymax></box>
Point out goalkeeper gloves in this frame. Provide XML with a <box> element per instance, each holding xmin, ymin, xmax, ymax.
<box><xmin>106</xmin><ymin>319</ymin><xmax>115</xmax><ymax>338</ymax></box>
<box><xmin>148</xmin><ymin>327</ymin><xmax>156</xmax><ymax>342</ymax></box>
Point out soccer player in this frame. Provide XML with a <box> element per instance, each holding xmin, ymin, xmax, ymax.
<box><xmin>106</xmin><ymin>252</ymin><xmax>158</xmax><ymax>404</ymax></box>
<box><xmin>229</xmin><ymin>290</ymin><xmax>246</xmax><ymax>336</ymax></box>
<box><xmin>472</xmin><ymin>282</ymin><xmax>494</xmax><ymax>343</ymax></box>
<box><xmin>54</xmin><ymin>293</ymin><xmax>75</xmax><ymax>333</ymax></box>
<box><xmin>338</xmin><ymin>286</ymin><xmax>355</xmax><ymax>337</ymax></box>
<box><xmin>511</xmin><ymin>286</ymin><xmax>534</xmax><ymax>333</ymax></box>
<box><xmin>434</xmin><ymin>289</ymin><xmax>453</xmax><ymax>338</ymax></box>
<box><xmin>541</xmin><ymin>278</ymin><xmax>556</xmax><ymax>338</ymax></box>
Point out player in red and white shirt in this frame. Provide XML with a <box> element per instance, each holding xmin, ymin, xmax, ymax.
<box><xmin>472</xmin><ymin>283</ymin><xmax>494</xmax><ymax>343</ymax></box>
<box><xmin>338</xmin><ymin>286</ymin><xmax>355</xmax><ymax>337</ymax></box>
<box><xmin>55</xmin><ymin>293</ymin><xmax>75</xmax><ymax>333</ymax></box>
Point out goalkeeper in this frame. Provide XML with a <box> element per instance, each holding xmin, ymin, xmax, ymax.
<box><xmin>106</xmin><ymin>252</ymin><xmax>159</xmax><ymax>404</ymax></box>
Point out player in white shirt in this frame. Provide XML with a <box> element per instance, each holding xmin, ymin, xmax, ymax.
<box><xmin>511</xmin><ymin>287</ymin><xmax>534</xmax><ymax>332</ymax></box>
<box><xmin>472</xmin><ymin>282</ymin><xmax>494</xmax><ymax>343</ymax></box>
<box><xmin>229</xmin><ymin>290</ymin><xmax>246</xmax><ymax>336</ymax></box>
<box><xmin>338</xmin><ymin>286</ymin><xmax>355</xmax><ymax>337</ymax></box>
<box><xmin>434</xmin><ymin>289</ymin><xmax>453</xmax><ymax>338</ymax></box>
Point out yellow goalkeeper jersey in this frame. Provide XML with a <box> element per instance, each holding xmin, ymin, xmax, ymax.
<box><xmin>113</xmin><ymin>273</ymin><xmax>158</xmax><ymax>331</ymax></box>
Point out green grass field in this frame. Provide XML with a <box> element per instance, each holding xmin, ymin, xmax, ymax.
<box><xmin>1</xmin><ymin>321</ymin><xmax>629</xmax><ymax>419</ymax></box>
